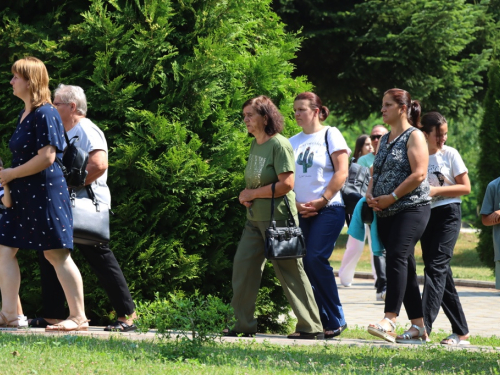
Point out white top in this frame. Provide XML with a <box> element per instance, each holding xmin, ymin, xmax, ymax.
<box><xmin>289</xmin><ymin>126</ymin><xmax>351</xmax><ymax>206</ymax></box>
<box><xmin>427</xmin><ymin>145</ymin><xmax>468</xmax><ymax>209</ymax></box>
<box><xmin>66</xmin><ymin>118</ymin><xmax>111</xmax><ymax>207</ymax></box>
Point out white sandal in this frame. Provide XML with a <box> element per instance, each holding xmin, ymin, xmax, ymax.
<box><xmin>440</xmin><ymin>333</ymin><xmax>470</xmax><ymax>346</ymax></box>
<box><xmin>367</xmin><ymin>317</ymin><xmax>397</xmax><ymax>343</ymax></box>
<box><xmin>396</xmin><ymin>324</ymin><xmax>430</xmax><ymax>344</ymax></box>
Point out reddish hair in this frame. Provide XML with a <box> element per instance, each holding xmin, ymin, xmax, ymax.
<box><xmin>294</xmin><ymin>92</ymin><xmax>330</xmax><ymax>121</ymax></box>
<box><xmin>242</xmin><ymin>95</ymin><xmax>284</xmax><ymax>136</ymax></box>
<box><xmin>384</xmin><ymin>88</ymin><xmax>421</xmax><ymax>128</ymax></box>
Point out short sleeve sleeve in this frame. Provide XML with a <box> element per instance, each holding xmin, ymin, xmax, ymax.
<box><xmin>273</xmin><ymin>140</ymin><xmax>296</xmax><ymax>175</ymax></box>
<box><xmin>34</xmin><ymin>105</ymin><xmax>65</xmax><ymax>153</ymax></box>
<box><xmin>450</xmin><ymin>148</ymin><xmax>468</xmax><ymax>177</ymax></box>
<box><xmin>480</xmin><ymin>181</ymin><xmax>497</xmax><ymax>215</ymax></box>
<box><xmin>327</xmin><ymin>127</ymin><xmax>351</xmax><ymax>156</ymax></box>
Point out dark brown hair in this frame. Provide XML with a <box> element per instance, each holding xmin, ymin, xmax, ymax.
<box><xmin>353</xmin><ymin>134</ymin><xmax>370</xmax><ymax>162</ymax></box>
<box><xmin>294</xmin><ymin>92</ymin><xmax>330</xmax><ymax>121</ymax></box>
<box><xmin>242</xmin><ymin>95</ymin><xmax>284</xmax><ymax>136</ymax></box>
<box><xmin>420</xmin><ymin>111</ymin><xmax>447</xmax><ymax>139</ymax></box>
<box><xmin>384</xmin><ymin>88</ymin><xmax>421</xmax><ymax>128</ymax></box>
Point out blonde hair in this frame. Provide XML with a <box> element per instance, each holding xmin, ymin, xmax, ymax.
<box><xmin>11</xmin><ymin>57</ymin><xmax>52</xmax><ymax>108</ymax></box>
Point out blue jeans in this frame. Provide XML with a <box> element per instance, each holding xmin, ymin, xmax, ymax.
<box><xmin>299</xmin><ymin>205</ymin><xmax>346</xmax><ymax>329</ymax></box>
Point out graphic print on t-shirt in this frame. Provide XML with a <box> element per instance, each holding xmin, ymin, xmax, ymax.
<box><xmin>246</xmin><ymin>154</ymin><xmax>266</xmax><ymax>189</ymax></box>
<box><xmin>297</xmin><ymin>147</ymin><xmax>314</xmax><ymax>173</ymax></box>
<box><xmin>428</xmin><ymin>166</ymin><xmax>453</xmax><ymax>187</ymax></box>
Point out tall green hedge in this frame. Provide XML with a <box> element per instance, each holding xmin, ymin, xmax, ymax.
<box><xmin>0</xmin><ymin>0</ymin><xmax>310</xmax><ymax>328</ymax></box>
<box><xmin>476</xmin><ymin>61</ymin><xmax>500</xmax><ymax>269</ymax></box>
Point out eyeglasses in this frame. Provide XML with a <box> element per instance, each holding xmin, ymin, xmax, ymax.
<box><xmin>53</xmin><ymin>102</ymin><xmax>70</xmax><ymax>107</ymax></box>
<box><xmin>370</xmin><ymin>135</ymin><xmax>382</xmax><ymax>141</ymax></box>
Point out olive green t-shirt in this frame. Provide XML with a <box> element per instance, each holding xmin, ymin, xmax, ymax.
<box><xmin>244</xmin><ymin>134</ymin><xmax>297</xmax><ymax>221</ymax></box>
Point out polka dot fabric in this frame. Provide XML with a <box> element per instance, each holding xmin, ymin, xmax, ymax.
<box><xmin>0</xmin><ymin>104</ymin><xmax>73</xmax><ymax>250</ymax></box>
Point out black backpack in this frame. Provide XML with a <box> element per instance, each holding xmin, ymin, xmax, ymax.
<box><xmin>341</xmin><ymin>161</ymin><xmax>371</xmax><ymax>215</ymax></box>
<box><xmin>56</xmin><ymin>132</ymin><xmax>88</xmax><ymax>188</ymax></box>
<box><xmin>324</xmin><ymin>128</ymin><xmax>371</xmax><ymax>215</ymax></box>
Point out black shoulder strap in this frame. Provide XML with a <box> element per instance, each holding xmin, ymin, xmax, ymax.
<box><xmin>324</xmin><ymin>127</ymin><xmax>335</xmax><ymax>171</ymax></box>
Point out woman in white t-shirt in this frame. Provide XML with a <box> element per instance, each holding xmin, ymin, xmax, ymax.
<box><xmin>289</xmin><ymin>92</ymin><xmax>350</xmax><ymax>339</ymax></box>
<box><xmin>420</xmin><ymin>111</ymin><xmax>471</xmax><ymax>346</ymax></box>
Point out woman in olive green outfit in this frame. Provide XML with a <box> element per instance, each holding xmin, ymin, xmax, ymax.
<box><xmin>225</xmin><ymin>95</ymin><xmax>323</xmax><ymax>340</ymax></box>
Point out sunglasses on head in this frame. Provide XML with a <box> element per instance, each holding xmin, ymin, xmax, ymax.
<box><xmin>370</xmin><ymin>135</ymin><xmax>382</xmax><ymax>141</ymax></box>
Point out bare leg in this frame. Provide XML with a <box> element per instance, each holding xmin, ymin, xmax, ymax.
<box><xmin>17</xmin><ymin>296</ymin><xmax>23</xmax><ymax>315</ymax></box>
<box><xmin>0</xmin><ymin>245</ymin><xmax>20</xmax><ymax>323</ymax></box>
<box><xmin>43</xmin><ymin>249</ymin><xmax>87</xmax><ymax>329</ymax></box>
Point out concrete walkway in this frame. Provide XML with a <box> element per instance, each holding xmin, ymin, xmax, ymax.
<box><xmin>4</xmin><ymin>277</ymin><xmax>500</xmax><ymax>352</ymax></box>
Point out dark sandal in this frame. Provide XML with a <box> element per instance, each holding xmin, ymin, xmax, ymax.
<box><xmin>29</xmin><ymin>317</ymin><xmax>51</xmax><ymax>328</ymax></box>
<box><xmin>104</xmin><ymin>320</ymin><xmax>137</xmax><ymax>332</ymax></box>
<box><xmin>325</xmin><ymin>323</ymin><xmax>348</xmax><ymax>339</ymax></box>
<box><xmin>287</xmin><ymin>331</ymin><xmax>325</xmax><ymax>340</ymax></box>
<box><xmin>222</xmin><ymin>328</ymin><xmax>255</xmax><ymax>337</ymax></box>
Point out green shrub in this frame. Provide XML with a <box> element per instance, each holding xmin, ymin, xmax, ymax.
<box><xmin>135</xmin><ymin>291</ymin><xmax>234</xmax><ymax>359</ymax></box>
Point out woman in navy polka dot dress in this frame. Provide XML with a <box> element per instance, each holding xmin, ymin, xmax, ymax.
<box><xmin>0</xmin><ymin>57</ymin><xmax>88</xmax><ymax>331</ymax></box>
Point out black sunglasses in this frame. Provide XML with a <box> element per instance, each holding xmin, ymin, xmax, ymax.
<box><xmin>370</xmin><ymin>135</ymin><xmax>382</xmax><ymax>141</ymax></box>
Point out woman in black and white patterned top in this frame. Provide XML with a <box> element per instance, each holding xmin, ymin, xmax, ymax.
<box><xmin>366</xmin><ymin>88</ymin><xmax>431</xmax><ymax>344</ymax></box>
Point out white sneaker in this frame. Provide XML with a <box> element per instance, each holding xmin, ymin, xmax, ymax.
<box><xmin>376</xmin><ymin>290</ymin><xmax>386</xmax><ymax>301</ymax></box>
<box><xmin>17</xmin><ymin>315</ymin><xmax>28</xmax><ymax>328</ymax></box>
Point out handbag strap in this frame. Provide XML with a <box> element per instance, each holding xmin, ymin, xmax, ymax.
<box><xmin>70</xmin><ymin>185</ymin><xmax>101</xmax><ymax>211</ymax></box>
<box><xmin>269</xmin><ymin>183</ymin><xmax>296</xmax><ymax>229</ymax></box>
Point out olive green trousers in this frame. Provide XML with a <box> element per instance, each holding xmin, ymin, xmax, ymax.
<box><xmin>231</xmin><ymin>219</ymin><xmax>322</xmax><ymax>334</ymax></box>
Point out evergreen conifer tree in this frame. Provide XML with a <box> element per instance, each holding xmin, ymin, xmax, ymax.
<box><xmin>0</xmin><ymin>0</ymin><xmax>309</xmax><ymax>329</ymax></box>
<box><xmin>476</xmin><ymin>61</ymin><xmax>500</xmax><ymax>269</ymax></box>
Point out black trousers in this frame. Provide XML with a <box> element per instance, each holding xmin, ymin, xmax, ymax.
<box><xmin>38</xmin><ymin>243</ymin><xmax>135</xmax><ymax>319</ymax></box>
<box><xmin>377</xmin><ymin>205</ymin><xmax>430</xmax><ymax>319</ymax></box>
<box><xmin>420</xmin><ymin>203</ymin><xmax>469</xmax><ymax>336</ymax></box>
<box><xmin>373</xmin><ymin>252</ymin><xmax>387</xmax><ymax>293</ymax></box>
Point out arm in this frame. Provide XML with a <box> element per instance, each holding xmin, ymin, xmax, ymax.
<box><xmin>429</xmin><ymin>172</ymin><xmax>471</xmax><ymax>198</ymax></box>
<box><xmin>239</xmin><ymin>171</ymin><xmax>294</xmax><ymax>207</ymax></box>
<box><xmin>0</xmin><ymin>145</ymin><xmax>56</xmax><ymax>185</ymax></box>
<box><xmin>371</xmin><ymin>130</ymin><xmax>428</xmax><ymax>210</ymax></box>
<box><xmin>85</xmin><ymin>149</ymin><xmax>108</xmax><ymax>185</ymax></box>
<box><xmin>482</xmin><ymin>211</ymin><xmax>500</xmax><ymax>226</ymax></box>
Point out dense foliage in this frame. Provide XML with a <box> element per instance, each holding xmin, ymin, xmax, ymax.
<box><xmin>476</xmin><ymin>61</ymin><xmax>500</xmax><ymax>269</ymax></box>
<box><xmin>0</xmin><ymin>0</ymin><xmax>309</xmax><ymax>326</ymax></box>
<box><xmin>273</xmin><ymin>0</ymin><xmax>492</xmax><ymax>121</ymax></box>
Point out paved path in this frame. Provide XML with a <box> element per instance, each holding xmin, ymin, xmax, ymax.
<box><xmin>4</xmin><ymin>278</ymin><xmax>500</xmax><ymax>352</ymax></box>
<box><xmin>337</xmin><ymin>278</ymin><xmax>500</xmax><ymax>337</ymax></box>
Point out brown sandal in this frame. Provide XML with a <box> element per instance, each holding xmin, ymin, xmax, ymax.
<box><xmin>0</xmin><ymin>312</ymin><xmax>19</xmax><ymax>330</ymax></box>
<box><xmin>45</xmin><ymin>318</ymin><xmax>90</xmax><ymax>332</ymax></box>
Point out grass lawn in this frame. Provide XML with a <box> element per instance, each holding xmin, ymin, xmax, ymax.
<box><xmin>330</xmin><ymin>229</ymin><xmax>496</xmax><ymax>282</ymax></box>
<box><xmin>1</xmin><ymin>331</ymin><xmax>499</xmax><ymax>374</ymax></box>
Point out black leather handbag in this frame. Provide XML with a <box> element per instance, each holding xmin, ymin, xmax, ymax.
<box><xmin>71</xmin><ymin>185</ymin><xmax>110</xmax><ymax>246</ymax></box>
<box><xmin>264</xmin><ymin>183</ymin><xmax>307</xmax><ymax>260</ymax></box>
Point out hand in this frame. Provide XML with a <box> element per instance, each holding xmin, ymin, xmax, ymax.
<box><xmin>0</xmin><ymin>168</ymin><xmax>16</xmax><ymax>187</ymax></box>
<box><xmin>239</xmin><ymin>188</ymin><xmax>254</xmax><ymax>206</ymax></box>
<box><xmin>297</xmin><ymin>200</ymin><xmax>323</xmax><ymax>218</ymax></box>
<box><xmin>369</xmin><ymin>194</ymin><xmax>394</xmax><ymax>211</ymax></box>
<box><xmin>429</xmin><ymin>186</ymin><xmax>437</xmax><ymax>197</ymax></box>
